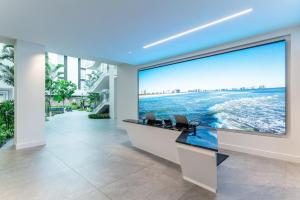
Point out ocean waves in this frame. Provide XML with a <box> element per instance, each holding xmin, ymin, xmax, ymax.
<box><xmin>208</xmin><ymin>95</ymin><xmax>285</xmax><ymax>134</ymax></box>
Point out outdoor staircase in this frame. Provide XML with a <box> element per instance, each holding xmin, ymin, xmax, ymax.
<box><xmin>92</xmin><ymin>99</ymin><xmax>109</xmax><ymax>114</ymax></box>
<box><xmin>88</xmin><ymin>63</ymin><xmax>110</xmax><ymax>114</ymax></box>
<box><xmin>89</xmin><ymin>72</ymin><xmax>109</xmax><ymax>93</ymax></box>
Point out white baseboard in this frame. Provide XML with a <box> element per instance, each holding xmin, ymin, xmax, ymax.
<box><xmin>183</xmin><ymin>176</ymin><xmax>216</xmax><ymax>193</ymax></box>
<box><xmin>219</xmin><ymin>142</ymin><xmax>300</xmax><ymax>164</ymax></box>
<box><xmin>15</xmin><ymin>140</ymin><xmax>46</xmax><ymax>150</ymax></box>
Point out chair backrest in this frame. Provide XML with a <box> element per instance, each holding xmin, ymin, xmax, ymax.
<box><xmin>163</xmin><ymin>119</ymin><xmax>173</xmax><ymax>127</ymax></box>
<box><xmin>174</xmin><ymin>115</ymin><xmax>188</xmax><ymax>124</ymax></box>
<box><xmin>174</xmin><ymin>115</ymin><xmax>189</xmax><ymax>129</ymax></box>
<box><xmin>145</xmin><ymin>113</ymin><xmax>156</xmax><ymax>121</ymax></box>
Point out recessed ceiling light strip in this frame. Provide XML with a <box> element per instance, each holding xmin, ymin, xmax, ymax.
<box><xmin>143</xmin><ymin>8</ymin><xmax>253</xmax><ymax>49</ymax></box>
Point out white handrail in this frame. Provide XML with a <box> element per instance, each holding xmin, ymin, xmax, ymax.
<box><xmin>93</xmin><ymin>99</ymin><xmax>109</xmax><ymax>114</ymax></box>
<box><xmin>89</xmin><ymin>72</ymin><xmax>109</xmax><ymax>93</ymax></box>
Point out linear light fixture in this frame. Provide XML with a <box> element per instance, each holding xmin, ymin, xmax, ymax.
<box><xmin>143</xmin><ymin>8</ymin><xmax>253</xmax><ymax>49</ymax></box>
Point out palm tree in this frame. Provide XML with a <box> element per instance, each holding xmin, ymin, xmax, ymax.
<box><xmin>0</xmin><ymin>44</ymin><xmax>14</xmax><ymax>86</ymax></box>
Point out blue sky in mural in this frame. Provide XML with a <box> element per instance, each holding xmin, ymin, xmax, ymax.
<box><xmin>139</xmin><ymin>41</ymin><xmax>286</xmax><ymax>93</ymax></box>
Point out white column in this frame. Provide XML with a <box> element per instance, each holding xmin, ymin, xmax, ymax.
<box><xmin>116</xmin><ymin>64</ymin><xmax>137</xmax><ymax>128</ymax></box>
<box><xmin>14</xmin><ymin>40</ymin><xmax>46</xmax><ymax>149</ymax></box>
<box><xmin>109</xmin><ymin>65</ymin><xmax>117</xmax><ymax>119</ymax></box>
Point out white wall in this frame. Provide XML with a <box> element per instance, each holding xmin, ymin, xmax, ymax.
<box><xmin>116</xmin><ymin>64</ymin><xmax>137</xmax><ymax>128</ymax></box>
<box><xmin>0</xmin><ymin>35</ymin><xmax>15</xmax><ymax>45</ymax></box>
<box><xmin>217</xmin><ymin>26</ymin><xmax>300</xmax><ymax>163</ymax></box>
<box><xmin>14</xmin><ymin>40</ymin><xmax>46</xmax><ymax>149</ymax></box>
<box><xmin>117</xmin><ymin>25</ymin><xmax>300</xmax><ymax>163</ymax></box>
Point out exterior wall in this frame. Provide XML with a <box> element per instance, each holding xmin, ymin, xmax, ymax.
<box><xmin>117</xmin><ymin>25</ymin><xmax>300</xmax><ymax>163</ymax></box>
<box><xmin>14</xmin><ymin>40</ymin><xmax>45</xmax><ymax>149</ymax></box>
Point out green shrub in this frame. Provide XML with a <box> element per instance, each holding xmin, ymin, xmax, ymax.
<box><xmin>5</xmin><ymin>129</ymin><xmax>14</xmax><ymax>138</ymax></box>
<box><xmin>0</xmin><ymin>128</ymin><xmax>14</xmax><ymax>146</ymax></box>
<box><xmin>86</xmin><ymin>107</ymin><xmax>93</xmax><ymax>112</ymax></box>
<box><xmin>0</xmin><ymin>100</ymin><xmax>14</xmax><ymax>147</ymax></box>
<box><xmin>88</xmin><ymin>113</ymin><xmax>110</xmax><ymax>119</ymax></box>
<box><xmin>0</xmin><ymin>100</ymin><xmax>14</xmax><ymax>129</ymax></box>
<box><xmin>65</xmin><ymin>106</ymin><xmax>72</xmax><ymax>112</ymax></box>
<box><xmin>71</xmin><ymin>102</ymin><xmax>78</xmax><ymax>110</ymax></box>
<box><xmin>0</xmin><ymin>131</ymin><xmax>7</xmax><ymax>144</ymax></box>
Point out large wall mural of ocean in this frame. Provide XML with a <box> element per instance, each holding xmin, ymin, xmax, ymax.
<box><xmin>139</xmin><ymin>87</ymin><xmax>285</xmax><ymax>134</ymax></box>
<box><xmin>138</xmin><ymin>40</ymin><xmax>287</xmax><ymax>135</ymax></box>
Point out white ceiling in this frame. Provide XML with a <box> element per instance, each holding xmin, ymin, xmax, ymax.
<box><xmin>0</xmin><ymin>0</ymin><xmax>299</xmax><ymax>65</ymax></box>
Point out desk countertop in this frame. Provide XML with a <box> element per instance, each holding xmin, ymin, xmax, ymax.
<box><xmin>123</xmin><ymin>119</ymin><xmax>228</xmax><ymax>166</ymax></box>
<box><xmin>123</xmin><ymin>119</ymin><xmax>218</xmax><ymax>151</ymax></box>
<box><xmin>176</xmin><ymin>128</ymin><xmax>218</xmax><ymax>152</ymax></box>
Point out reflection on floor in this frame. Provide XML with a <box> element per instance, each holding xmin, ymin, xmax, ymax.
<box><xmin>0</xmin><ymin>111</ymin><xmax>299</xmax><ymax>200</ymax></box>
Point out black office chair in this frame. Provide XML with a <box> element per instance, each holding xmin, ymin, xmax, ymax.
<box><xmin>145</xmin><ymin>113</ymin><xmax>156</xmax><ymax>121</ymax></box>
<box><xmin>145</xmin><ymin>113</ymin><xmax>162</xmax><ymax>126</ymax></box>
<box><xmin>174</xmin><ymin>115</ymin><xmax>190</xmax><ymax>129</ymax></box>
<box><xmin>163</xmin><ymin>119</ymin><xmax>173</xmax><ymax>128</ymax></box>
<box><xmin>174</xmin><ymin>115</ymin><xmax>199</xmax><ymax>134</ymax></box>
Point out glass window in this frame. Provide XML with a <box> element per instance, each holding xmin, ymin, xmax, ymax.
<box><xmin>81</xmin><ymin>59</ymin><xmax>95</xmax><ymax>80</ymax></box>
<box><xmin>80</xmin><ymin>80</ymin><xmax>87</xmax><ymax>90</ymax></box>
<box><xmin>45</xmin><ymin>55</ymin><xmax>113</xmax><ymax>91</ymax></box>
<box><xmin>81</xmin><ymin>69</ymin><xmax>86</xmax><ymax>80</ymax></box>
<box><xmin>67</xmin><ymin>56</ymin><xmax>79</xmax><ymax>87</ymax></box>
<box><xmin>47</xmin><ymin>52</ymin><xmax>64</xmax><ymax>80</ymax></box>
<box><xmin>81</xmin><ymin>59</ymin><xmax>95</xmax><ymax>69</ymax></box>
<box><xmin>81</xmin><ymin>59</ymin><xmax>98</xmax><ymax>90</ymax></box>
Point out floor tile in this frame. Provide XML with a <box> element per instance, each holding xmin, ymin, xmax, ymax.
<box><xmin>1</xmin><ymin>111</ymin><xmax>300</xmax><ymax>200</ymax></box>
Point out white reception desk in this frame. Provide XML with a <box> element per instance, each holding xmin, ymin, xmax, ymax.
<box><xmin>123</xmin><ymin>119</ymin><xmax>228</xmax><ymax>193</ymax></box>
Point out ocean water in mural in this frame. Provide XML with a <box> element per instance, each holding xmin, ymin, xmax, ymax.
<box><xmin>139</xmin><ymin>87</ymin><xmax>285</xmax><ymax>134</ymax></box>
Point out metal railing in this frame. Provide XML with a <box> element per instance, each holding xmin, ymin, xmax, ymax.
<box><xmin>89</xmin><ymin>72</ymin><xmax>109</xmax><ymax>92</ymax></box>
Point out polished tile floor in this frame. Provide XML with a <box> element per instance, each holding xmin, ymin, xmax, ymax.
<box><xmin>0</xmin><ymin>111</ymin><xmax>300</xmax><ymax>200</ymax></box>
